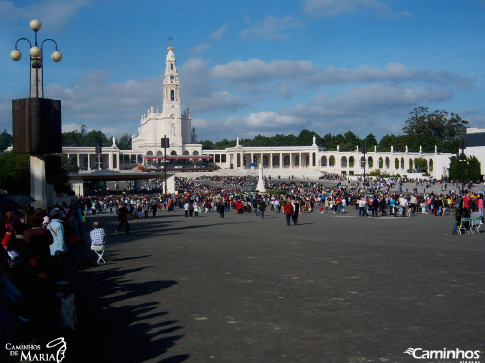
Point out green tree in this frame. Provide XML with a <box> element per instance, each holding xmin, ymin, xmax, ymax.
<box><xmin>363</xmin><ymin>133</ymin><xmax>378</xmax><ymax>148</ymax></box>
<box><xmin>117</xmin><ymin>134</ymin><xmax>132</xmax><ymax>150</ymax></box>
<box><xmin>449</xmin><ymin>154</ymin><xmax>481</xmax><ymax>181</ymax></box>
<box><xmin>0</xmin><ymin>152</ymin><xmax>30</xmax><ymax>193</ymax></box>
<box><xmin>414</xmin><ymin>157</ymin><xmax>428</xmax><ymax>173</ymax></box>
<box><xmin>297</xmin><ymin>129</ymin><xmax>317</xmax><ymax>146</ymax></box>
<box><xmin>200</xmin><ymin>140</ymin><xmax>215</xmax><ymax>150</ymax></box>
<box><xmin>0</xmin><ymin>129</ymin><xmax>13</xmax><ymax>151</ymax></box>
<box><xmin>402</xmin><ymin>106</ymin><xmax>468</xmax><ymax>153</ymax></box>
<box><xmin>467</xmin><ymin>155</ymin><xmax>481</xmax><ymax>180</ymax></box>
<box><xmin>59</xmin><ymin>153</ymin><xmax>79</xmax><ymax>174</ymax></box>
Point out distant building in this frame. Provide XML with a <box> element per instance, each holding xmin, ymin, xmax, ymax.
<box><xmin>464</xmin><ymin>127</ymin><xmax>485</xmax><ymax>178</ymax></box>
<box><xmin>63</xmin><ymin>43</ymin><xmax>454</xmax><ymax>179</ymax></box>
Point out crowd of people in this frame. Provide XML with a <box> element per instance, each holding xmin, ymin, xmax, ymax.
<box><xmin>1</xmin><ymin>174</ymin><xmax>483</xmax><ymax>352</ymax></box>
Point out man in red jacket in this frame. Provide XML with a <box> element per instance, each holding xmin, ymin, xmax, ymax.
<box><xmin>282</xmin><ymin>201</ymin><xmax>293</xmax><ymax>226</ymax></box>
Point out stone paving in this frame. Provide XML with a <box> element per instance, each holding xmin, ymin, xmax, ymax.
<box><xmin>66</xmin><ymin>205</ymin><xmax>484</xmax><ymax>362</ymax></box>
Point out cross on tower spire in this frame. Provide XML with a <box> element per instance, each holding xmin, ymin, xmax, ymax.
<box><xmin>168</xmin><ymin>37</ymin><xmax>174</xmax><ymax>51</ymax></box>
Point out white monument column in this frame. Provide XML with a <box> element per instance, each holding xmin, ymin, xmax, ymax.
<box><xmin>256</xmin><ymin>157</ymin><xmax>266</xmax><ymax>192</ymax></box>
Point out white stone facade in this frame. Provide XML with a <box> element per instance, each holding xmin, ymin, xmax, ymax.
<box><xmin>62</xmin><ymin>44</ymin><xmax>455</xmax><ymax>179</ymax></box>
<box><xmin>205</xmin><ymin>142</ymin><xmax>453</xmax><ymax>179</ymax></box>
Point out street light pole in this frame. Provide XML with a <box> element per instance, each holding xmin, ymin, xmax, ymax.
<box><xmin>10</xmin><ymin>20</ymin><xmax>62</xmax><ymax>208</ymax></box>
<box><xmin>459</xmin><ymin>139</ymin><xmax>466</xmax><ymax>194</ymax></box>
<box><xmin>10</xmin><ymin>19</ymin><xmax>62</xmax><ymax>98</ymax></box>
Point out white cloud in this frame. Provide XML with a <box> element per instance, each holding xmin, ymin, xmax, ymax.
<box><xmin>240</xmin><ymin>15</ymin><xmax>303</xmax><ymax>41</ymax></box>
<box><xmin>211</xmin><ymin>59</ymin><xmax>474</xmax><ymax>90</ymax></box>
<box><xmin>301</xmin><ymin>0</ymin><xmax>411</xmax><ymax>18</ymax></box>
<box><xmin>209</xmin><ymin>27</ymin><xmax>228</xmax><ymax>41</ymax></box>
<box><xmin>43</xmin><ymin>72</ymin><xmax>160</xmax><ymax>134</ymax></box>
<box><xmin>212</xmin><ymin>59</ymin><xmax>318</xmax><ymax>83</ymax></box>
<box><xmin>0</xmin><ymin>0</ymin><xmax>90</xmax><ymax>29</ymax></box>
<box><xmin>191</xmin><ymin>44</ymin><xmax>211</xmax><ymax>55</ymax></box>
<box><xmin>180</xmin><ymin>58</ymin><xmax>248</xmax><ymax>112</ymax></box>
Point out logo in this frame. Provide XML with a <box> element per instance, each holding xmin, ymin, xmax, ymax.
<box><xmin>404</xmin><ymin>347</ymin><xmax>481</xmax><ymax>362</ymax></box>
<box><xmin>4</xmin><ymin>337</ymin><xmax>67</xmax><ymax>362</ymax></box>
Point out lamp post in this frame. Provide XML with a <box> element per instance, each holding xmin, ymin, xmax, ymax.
<box><xmin>362</xmin><ymin>145</ymin><xmax>367</xmax><ymax>188</ymax></box>
<box><xmin>10</xmin><ymin>20</ymin><xmax>62</xmax><ymax>209</ymax></box>
<box><xmin>459</xmin><ymin>139</ymin><xmax>466</xmax><ymax>194</ymax></box>
<box><xmin>95</xmin><ymin>145</ymin><xmax>103</xmax><ymax>171</ymax></box>
<box><xmin>161</xmin><ymin>136</ymin><xmax>169</xmax><ymax>198</ymax></box>
<box><xmin>10</xmin><ymin>19</ymin><xmax>62</xmax><ymax>98</ymax></box>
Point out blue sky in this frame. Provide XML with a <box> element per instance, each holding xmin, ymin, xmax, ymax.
<box><xmin>1</xmin><ymin>0</ymin><xmax>485</xmax><ymax>142</ymax></box>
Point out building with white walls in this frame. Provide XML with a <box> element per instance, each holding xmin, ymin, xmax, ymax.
<box><xmin>62</xmin><ymin>43</ymin><xmax>454</xmax><ymax>180</ymax></box>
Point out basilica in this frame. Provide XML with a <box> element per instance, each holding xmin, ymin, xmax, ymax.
<box><xmin>63</xmin><ymin>44</ymin><xmax>454</xmax><ymax>180</ymax></box>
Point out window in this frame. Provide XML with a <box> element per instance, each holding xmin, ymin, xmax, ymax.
<box><xmin>321</xmin><ymin>156</ymin><xmax>327</xmax><ymax>167</ymax></box>
<box><xmin>170</xmin><ymin>90</ymin><xmax>174</xmax><ymax>101</ymax></box>
<box><xmin>171</xmin><ymin>64</ymin><xmax>173</xmax><ymax>70</ymax></box>
<box><xmin>341</xmin><ymin>156</ymin><xmax>347</xmax><ymax>168</ymax></box>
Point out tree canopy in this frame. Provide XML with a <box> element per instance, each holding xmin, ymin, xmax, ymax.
<box><xmin>0</xmin><ymin>129</ymin><xmax>13</xmax><ymax>151</ymax></box>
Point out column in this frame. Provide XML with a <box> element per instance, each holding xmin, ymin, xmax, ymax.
<box><xmin>299</xmin><ymin>152</ymin><xmax>302</xmax><ymax>168</ymax></box>
<box><xmin>76</xmin><ymin>154</ymin><xmax>80</xmax><ymax>169</ymax></box>
<box><xmin>270</xmin><ymin>153</ymin><xmax>273</xmax><ymax>168</ymax></box>
<box><xmin>87</xmin><ymin>154</ymin><xmax>92</xmax><ymax>171</ymax></box>
<box><xmin>251</xmin><ymin>153</ymin><xmax>254</xmax><ymax>167</ymax></box>
<box><xmin>109</xmin><ymin>152</ymin><xmax>113</xmax><ymax>170</ymax></box>
<box><xmin>280</xmin><ymin>153</ymin><xmax>283</xmax><ymax>168</ymax></box>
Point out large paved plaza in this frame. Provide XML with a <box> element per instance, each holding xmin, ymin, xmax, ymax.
<box><xmin>67</xmin><ymin>207</ymin><xmax>484</xmax><ymax>362</ymax></box>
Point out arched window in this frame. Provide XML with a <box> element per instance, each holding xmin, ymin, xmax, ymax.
<box><xmin>341</xmin><ymin>156</ymin><xmax>347</xmax><ymax>168</ymax></box>
<box><xmin>379</xmin><ymin>157</ymin><xmax>383</xmax><ymax>169</ymax></box>
<box><xmin>156</xmin><ymin>151</ymin><xmax>162</xmax><ymax>156</ymax></box>
<box><xmin>395</xmin><ymin>158</ymin><xmax>399</xmax><ymax>169</ymax></box>
<box><xmin>385</xmin><ymin>157</ymin><xmax>390</xmax><ymax>168</ymax></box>
<box><xmin>401</xmin><ymin>157</ymin><xmax>405</xmax><ymax>169</ymax></box>
<box><xmin>147</xmin><ymin>151</ymin><xmax>154</xmax><ymax>156</ymax></box>
<box><xmin>329</xmin><ymin>155</ymin><xmax>335</xmax><ymax>167</ymax></box>
<box><xmin>368</xmin><ymin>156</ymin><xmax>373</xmax><ymax>168</ymax></box>
<box><xmin>183</xmin><ymin>150</ymin><xmax>189</xmax><ymax>155</ymax></box>
<box><xmin>349</xmin><ymin>156</ymin><xmax>354</xmax><ymax>168</ymax></box>
<box><xmin>409</xmin><ymin>159</ymin><xmax>413</xmax><ymax>170</ymax></box>
<box><xmin>429</xmin><ymin>159</ymin><xmax>433</xmax><ymax>171</ymax></box>
<box><xmin>193</xmin><ymin>150</ymin><xmax>199</xmax><ymax>156</ymax></box>
<box><xmin>170</xmin><ymin>90</ymin><xmax>174</xmax><ymax>101</ymax></box>
<box><xmin>360</xmin><ymin>156</ymin><xmax>366</xmax><ymax>168</ymax></box>
<box><xmin>170</xmin><ymin>150</ymin><xmax>177</xmax><ymax>155</ymax></box>
<box><xmin>321</xmin><ymin>156</ymin><xmax>327</xmax><ymax>166</ymax></box>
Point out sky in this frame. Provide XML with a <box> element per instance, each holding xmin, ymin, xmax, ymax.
<box><xmin>1</xmin><ymin>0</ymin><xmax>485</xmax><ymax>143</ymax></box>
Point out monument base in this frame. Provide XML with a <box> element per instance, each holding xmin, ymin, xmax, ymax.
<box><xmin>30</xmin><ymin>155</ymin><xmax>56</xmax><ymax>208</ymax></box>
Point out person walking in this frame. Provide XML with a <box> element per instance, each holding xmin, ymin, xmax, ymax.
<box><xmin>282</xmin><ymin>201</ymin><xmax>293</xmax><ymax>226</ymax></box>
<box><xmin>260</xmin><ymin>200</ymin><xmax>266</xmax><ymax>219</ymax></box>
<box><xmin>292</xmin><ymin>199</ymin><xmax>300</xmax><ymax>225</ymax></box>
<box><xmin>217</xmin><ymin>202</ymin><xmax>225</xmax><ymax>219</ymax></box>
<box><xmin>115</xmin><ymin>203</ymin><xmax>130</xmax><ymax>233</ymax></box>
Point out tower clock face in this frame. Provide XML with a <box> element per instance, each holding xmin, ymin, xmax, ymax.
<box><xmin>170</xmin><ymin>75</ymin><xmax>174</xmax><ymax>82</ymax></box>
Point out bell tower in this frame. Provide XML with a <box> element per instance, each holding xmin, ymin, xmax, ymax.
<box><xmin>160</xmin><ymin>39</ymin><xmax>183</xmax><ymax>148</ymax></box>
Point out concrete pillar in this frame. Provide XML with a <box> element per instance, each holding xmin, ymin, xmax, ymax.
<box><xmin>280</xmin><ymin>153</ymin><xmax>283</xmax><ymax>168</ymax></box>
<box><xmin>30</xmin><ymin>155</ymin><xmax>55</xmax><ymax>209</ymax></box>
<box><xmin>87</xmin><ymin>154</ymin><xmax>92</xmax><ymax>171</ymax></box>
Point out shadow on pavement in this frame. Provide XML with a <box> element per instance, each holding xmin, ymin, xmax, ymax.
<box><xmin>66</xmin><ymin>231</ymin><xmax>189</xmax><ymax>361</ymax></box>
